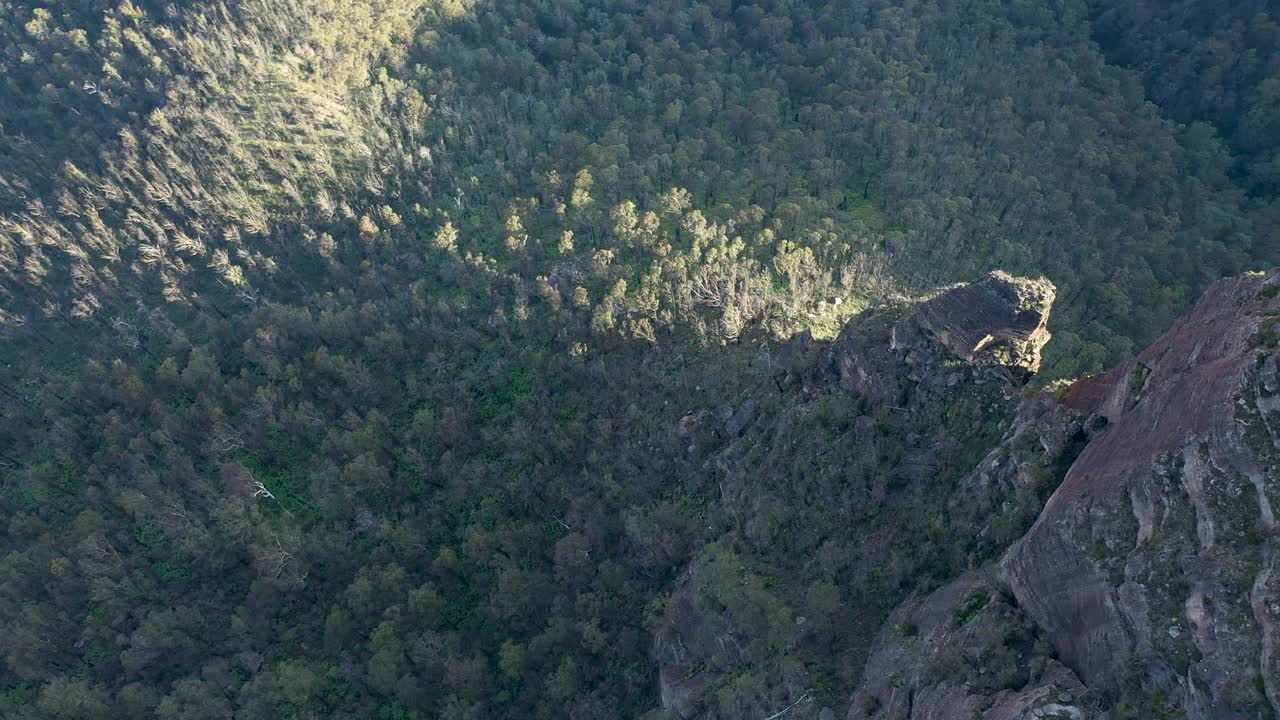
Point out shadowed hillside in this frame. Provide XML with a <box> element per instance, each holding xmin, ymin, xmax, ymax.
<box><xmin>0</xmin><ymin>2</ymin><xmax>1275</xmax><ymax>719</ymax></box>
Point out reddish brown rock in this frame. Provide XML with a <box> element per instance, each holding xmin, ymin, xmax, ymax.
<box><xmin>844</xmin><ymin>270</ymin><xmax>1280</xmax><ymax>720</ymax></box>
<box><xmin>1004</xmin><ymin>269</ymin><xmax>1280</xmax><ymax>718</ymax></box>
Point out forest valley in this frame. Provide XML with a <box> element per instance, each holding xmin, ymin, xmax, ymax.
<box><xmin>1</xmin><ymin>1</ymin><xmax>1278</xmax><ymax>719</ymax></box>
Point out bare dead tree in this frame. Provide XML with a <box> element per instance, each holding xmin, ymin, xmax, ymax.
<box><xmin>270</xmin><ymin>537</ymin><xmax>292</xmax><ymax>580</ymax></box>
<box><xmin>212</xmin><ymin>423</ymin><xmax>247</xmax><ymax>454</ymax></box>
<box><xmin>112</xmin><ymin>317</ymin><xmax>141</xmax><ymax>349</ymax></box>
<box><xmin>763</xmin><ymin>692</ymin><xmax>812</xmax><ymax>720</ymax></box>
<box><xmin>236</xmin><ymin>286</ymin><xmax>258</xmax><ymax>307</ymax></box>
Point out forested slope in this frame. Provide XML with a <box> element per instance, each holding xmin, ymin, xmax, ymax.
<box><xmin>1085</xmin><ymin>0</ymin><xmax>1280</xmax><ymax>313</ymax></box>
<box><xmin>0</xmin><ymin>1</ymin><xmax>1275</xmax><ymax>719</ymax></box>
<box><xmin>1087</xmin><ymin>0</ymin><xmax>1280</xmax><ymax>197</ymax></box>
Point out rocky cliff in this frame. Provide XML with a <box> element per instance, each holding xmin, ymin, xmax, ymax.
<box><xmin>846</xmin><ymin>269</ymin><xmax>1280</xmax><ymax>720</ymax></box>
<box><xmin>651</xmin><ymin>272</ymin><xmax>1062</xmax><ymax>719</ymax></box>
<box><xmin>1003</xmin><ymin>269</ymin><xmax>1280</xmax><ymax>718</ymax></box>
<box><xmin>653</xmin><ymin>269</ymin><xmax>1279</xmax><ymax>720</ymax></box>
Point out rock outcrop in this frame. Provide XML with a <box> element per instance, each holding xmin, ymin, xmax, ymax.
<box><xmin>1003</xmin><ymin>269</ymin><xmax>1280</xmax><ymax>718</ymax></box>
<box><xmin>911</xmin><ymin>271</ymin><xmax>1055</xmax><ymax>378</ymax></box>
<box><xmin>824</xmin><ymin>271</ymin><xmax>1056</xmax><ymax>402</ymax></box>
<box><xmin>949</xmin><ymin>391</ymin><xmax>1089</xmax><ymax>561</ymax></box>
<box><xmin>652</xmin><ymin>572</ymin><xmax>746</xmax><ymax>719</ymax></box>
<box><xmin>845</xmin><ymin>572</ymin><xmax>1088</xmax><ymax>720</ymax></box>
<box><xmin>845</xmin><ymin>269</ymin><xmax>1280</xmax><ymax>719</ymax></box>
<box><xmin>653</xmin><ymin>559</ymin><xmax>811</xmax><ymax>720</ymax></box>
<box><xmin>659</xmin><ymin>269</ymin><xmax>1280</xmax><ymax>720</ymax></box>
<box><xmin>656</xmin><ymin>271</ymin><xmax>1059</xmax><ymax>719</ymax></box>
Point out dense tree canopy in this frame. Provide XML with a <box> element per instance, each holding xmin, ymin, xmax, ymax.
<box><xmin>0</xmin><ymin>1</ymin><xmax>1274</xmax><ymax>718</ymax></box>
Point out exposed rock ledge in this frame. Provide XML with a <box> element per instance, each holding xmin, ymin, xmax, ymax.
<box><xmin>908</xmin><ymin>271</ymin><xmax>1055</xmax><ymax>377</ymax></box>
<box><xmin>846</xmin><ymin>269</ymin><xmax>1280</xmax><ymax>720</ymax></box>
<box><xmin>825</xmin><ymin>271</ymin><xmax>1056</xmax><ymax>403</ymax></box>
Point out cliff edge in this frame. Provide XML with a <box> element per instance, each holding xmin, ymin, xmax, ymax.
<box><xmin>847</xmin><ymin>269</ymin><xmax>1280</xmax><ymax>719</ymax></box>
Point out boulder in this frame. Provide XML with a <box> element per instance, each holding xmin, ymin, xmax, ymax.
<box><xmin>235</xmin><ymin>650</ymin><xmax>263</xmax><ymax>674</ymax></box>
<box><xmin>725</xmin><ymin>399</ymin><xmax>759</xmax><ymax>438</ymax></box>
<box><xmin>914</xmin><ymin>271</ymin><xmax>1055</xmax><ymax>377</ymax></box>
<box><xmin>824</xmin><ymin>271</ymin><xmax>1055</xmax><ymax>404</ymax></box>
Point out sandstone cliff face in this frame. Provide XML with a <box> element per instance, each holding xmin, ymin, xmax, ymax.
<box><xmin>844</xmin><ymin>269</ymin><xmax>1280</xmax><ymax>720</ymax></box>
<box><xmin>1003</xmin><ymin>269</ymin><xmax>1280</xmax><ymax>718</ymax></box>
